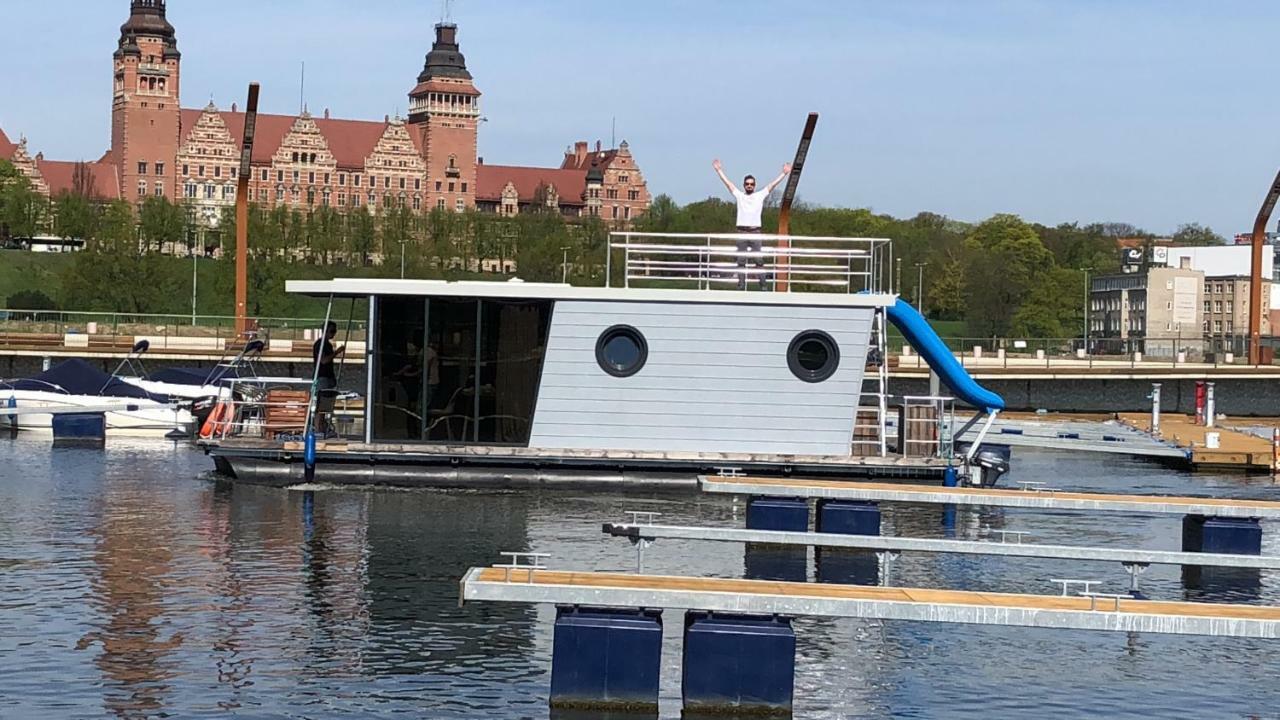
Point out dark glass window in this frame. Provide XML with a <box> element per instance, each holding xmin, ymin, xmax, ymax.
<box><xmin>595</xmin><ymin>325</ymin><xmax>648</xmax><ymax>377</ymax></box>
<box><xmin>787</xmin><ymin>330</ymin><xmax>839</xmax><ymax>382</ymax></box>
<box><xmin>371</xmin><ymin>296</ymin><xmax>552</xmax><ymax>445</ymax></box>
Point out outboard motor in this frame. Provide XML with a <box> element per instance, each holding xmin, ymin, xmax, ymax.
<box><xmin>957</xmin><ymin>443</ymin><xmax>1012</xmax><ymax>487</ymax></box>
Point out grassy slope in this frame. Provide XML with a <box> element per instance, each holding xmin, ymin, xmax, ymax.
<box><xmin>0</xmin><ymin>250</ymin><xmax>75</xmax><ymax>305</ymax></box>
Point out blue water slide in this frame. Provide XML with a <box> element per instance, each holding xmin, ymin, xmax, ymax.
<box><xmin>885</xmin><ymin>298</ymin><xmax>1005</xmax><ymax>412</ymax></box>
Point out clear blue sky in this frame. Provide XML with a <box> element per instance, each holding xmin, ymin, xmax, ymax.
<box><xmin>2</xmin><ymin>0</ymin><xmax>1279</xmax><ymax>236</ymax></box>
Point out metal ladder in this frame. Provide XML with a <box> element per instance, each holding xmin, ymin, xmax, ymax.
<box><xmin>853</xmin><ymin>308</ymin><xmax>890</xmax><ymax>457</ymax></box>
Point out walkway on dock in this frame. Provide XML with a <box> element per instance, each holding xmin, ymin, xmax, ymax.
<box><xmin>1117</xmin><ymin>413</ymin><xmax>1277</xmax><ymax>471</ymax></box>
<box><xmin>603</xmin><ymin>522</ymin><xmax>1280</xmax><ymax>569</ymax></box>
<box><xmin>461</xmin><ymin>567</ymin><xmax>1280</xmax><ymax>638</ymax></box>
<box><xmin>698</xmin><ymin>476</ymin><xmax>1280</xmax><ymax>518</ymax></box>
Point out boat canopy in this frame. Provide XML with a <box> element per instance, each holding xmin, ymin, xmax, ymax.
<box><xmin>3</xmin><ymin>359</ymin><xmax>171</xmax><ymax>402</ymax></box>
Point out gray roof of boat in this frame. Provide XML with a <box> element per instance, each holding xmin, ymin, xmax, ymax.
<box><xmin>287</xmin><ymin>278</ymin><xmax>897</xmax><ymax>307</ymax></box>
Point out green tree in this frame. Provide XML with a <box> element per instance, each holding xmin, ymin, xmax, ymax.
<box><xmin>1010</xmin><ymin>267</ymin><xmax>1085</xmax><ymax>338</ymax></box>
<box><xmin>52</xmin><ymin>192</ymin><xmax>98</xmax><ymax>243</ymax></box>
<box><xmin>138</xmin><ymin>196</ymin><xmax>187</xmax><ymax>254</ymax></box>
<box><xmin>1172</xmin><ymin>222</ymin><xmax>1226</xmax><ymax>247</ymax></box>
<box><xmin>961</xmin><ymin>214</ymin><xmax>1054</xmax><ymax>337</ymax></box>
<box><xmin>0</xmin><ymin>159</ymin><xmax>45</xmax><ymax>241</ymax></box>
<box><xmin>7</xmin><ymin>289</ymin><xmax>58</xmax><ymax>311</ymax></box>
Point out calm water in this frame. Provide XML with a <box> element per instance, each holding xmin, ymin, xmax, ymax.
<box><xmin>2</xmin><ymin>438</ymin><xmax>1280</xmax><ymax>719</ymax></box>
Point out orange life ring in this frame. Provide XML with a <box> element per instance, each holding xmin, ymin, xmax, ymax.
<box><xmin>199</xmin><ymin>400</ymin><xmax>234</xmax><ymax>439</ymax></box>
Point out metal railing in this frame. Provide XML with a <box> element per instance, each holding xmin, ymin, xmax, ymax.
<box><xmin>898</xmin><ymin>395</ymin><xmax>956</xmax><ymax>460</ymax></box>
<box><xmin>0</xmin><ymin>309</ymin><xmax>368</xmax><ymax>344</ymax></box>
<box><xmin>606</xmin><ymin>232</ymin><xmax>892</xmax><ymax>293</ymax></box>
<box><xmin>897</xmin><ymin>335</ymin><xmax>1280</xmax><ymax>369</ymax></box>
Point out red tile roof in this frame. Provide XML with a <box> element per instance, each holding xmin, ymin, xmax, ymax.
<box><xmin>0</xmin><ymin>127</ymin><xmax>16</xmax><ymax>161</ymax></box>
<box><xmin>476</xmin><ymin>164</ymin><xmax>587</xmax><ymax>205</ymax></box>
<box><xmin>561</xmin><ymin>148</ymin><xmax>616</xmax><ymax>171</ymax></box>
<box><xmin>38</xmin><ymin>159</ymin><xmax>120</xmax><ymax>200</ymax></box>
<box><xmin>181</xmin><ymin>108</ymin><xmax>396</xmax><ymax>170</ymax></box>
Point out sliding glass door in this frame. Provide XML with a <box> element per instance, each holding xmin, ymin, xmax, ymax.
<box><xmin>371</xmin><ymin>296</ymin><xmax>551</xmax><ymax>445</ymax></box>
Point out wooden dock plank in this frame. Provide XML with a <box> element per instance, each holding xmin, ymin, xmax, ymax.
<box><xmin>465</xmin><ymin>567</ymin><xmax>1280</xmax><ymax>637</ymax></box>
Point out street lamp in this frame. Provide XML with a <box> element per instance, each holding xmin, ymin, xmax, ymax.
<box><xmin>914</xmin><ymin>262</ymin><xmax>927</xmax><ymax>312</ymax></box>
<box><xmin>1082</xmin><ymin>267</ymin><xmax>1092</xmax><ymax>354</ymax></box>
<box><xmin>399</xmin><ymin>239</ymin><xmax>407</xmax><ymax>279</ymax></box>
<box><xmin>895</xmin><ymin>257</ymin><xmax>902</xmax><ymax>295</ymax></box>
<box><xmin>561</xmin><ymin>246</ymin><xmax>572</xmax><ymax>284</ymax></box>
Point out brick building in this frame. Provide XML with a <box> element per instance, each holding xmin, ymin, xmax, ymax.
<box><xmin>0</xmin><ymin>1</ymin><xmax>651</xmax><ymax>245</ymax></box>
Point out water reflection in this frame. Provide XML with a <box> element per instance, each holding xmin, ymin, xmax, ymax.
<box><xmin>4</xmin><ymin>440</ymin><xmax>1280</xmax><ymax>718</ymax></box>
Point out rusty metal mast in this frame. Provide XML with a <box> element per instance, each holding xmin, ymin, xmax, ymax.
<box><xmin>1248</xmin><ymin>168</ymin><xmax>1280</xmax><ymax>365</ymax></box>
<box><xmin>234</xmin><ymin>83</ymin><xmax>261</xmax><ymax>337</ymax></box>
<box><xmin>776</xmin><ymin>112</ymin><xmax>818</xmax><ymax>292</ymax></box>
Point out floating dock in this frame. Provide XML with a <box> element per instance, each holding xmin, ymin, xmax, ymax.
<box><xmin>603</xmin><ymin>522</ymin><xmax>1280</xmax><ymax>570</ymax></box>
<box><xmin>1117</xmin><ymin>413</ymin><xmax>1278</xmax><ymax>471</ymax></box>
<box><xmin>460</xmin><ymin>567</ymin><xmax>1280</xmax><ymax>639</ymax></box>
<box><xmin>698</xmin><ymin>476</ymin><xmax>1280</xmax><ymax>518</ymax></box>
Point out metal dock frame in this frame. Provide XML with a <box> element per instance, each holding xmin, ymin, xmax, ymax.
<box><xmin>697</xmin><ymin>477</ymin><xmax>1280</xmax><ymax>519</ymax></box>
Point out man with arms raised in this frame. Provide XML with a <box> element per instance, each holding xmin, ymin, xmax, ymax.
<box><xmin>713</xmin><ymin>159</ymin><xmax>791</xmax><ymax>290</ymax></box>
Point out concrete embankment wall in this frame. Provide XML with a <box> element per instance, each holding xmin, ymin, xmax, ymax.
<box><xmin>893</xmin><ymin>377</ymin><xmax>1280</xmax><ymax>416</ymax></box>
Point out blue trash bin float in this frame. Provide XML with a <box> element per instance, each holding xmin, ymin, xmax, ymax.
<box><xmin>1182</xmin><ymin>515</ymin><xmax>1262</xmax><ymax>556</ymax></box>
<box><xmin>51</xmin><ymin>412</ymin><xmax>106</xmax><ymax>447</ymax></box>
<box><xmin>682</xmin><ymin>611</ymin><xmax>796</xmax><ymax>716</ymax></box>
<box><xmin>550</xmin><ymin>605</ymin><xmax>663</xmax><ymax>712</ymax></box>
<box><xmin>746</xmin><ymin>496</ymin><xmax>809</xmax><ymax>532</ymax></box>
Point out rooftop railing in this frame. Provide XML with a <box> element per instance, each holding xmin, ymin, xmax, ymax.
<box><xmin>607</xmin><ymin>232</ymin><xmax>893</xmax><ymax>293</ymax></box>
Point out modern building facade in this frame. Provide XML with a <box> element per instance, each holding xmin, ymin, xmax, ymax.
<box><xmin>0</xmin><ymin>1</ymin><xmax>651</xmax><ymax>240</ymax></box>
<box><xmin>1090</xmin><ymin>265</ymin><xmax>1205</xmax><ymax>357</ymax></box>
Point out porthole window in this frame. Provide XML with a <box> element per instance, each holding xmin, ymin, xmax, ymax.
<box><xmin>596</xmin><ymin>325</ymin><xmax>648</xmax><ymax>377</ymax></box>
<box><xmin>787</xmin><ymin>330</ymin><xmax>840</xmax><ymax>383</ymax></box>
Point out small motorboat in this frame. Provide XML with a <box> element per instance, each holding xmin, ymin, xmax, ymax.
<box><xmin>1</xmin><ymin>358</ymin><xmax>192</xmax><ymax>438</ymax></box>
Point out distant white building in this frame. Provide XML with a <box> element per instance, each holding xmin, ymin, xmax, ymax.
<box><xmin>1160</xmin><ymin>245</ymin><xmax>1280</xmax><ymax>312</ymax></box>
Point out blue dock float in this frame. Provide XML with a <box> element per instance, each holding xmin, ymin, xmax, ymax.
<box><xmin>815</xmin><ymin>499</ymin><xmax>881</xmax><ymax>585</ymax></box>
<box><xmin>51</xmin><ymin>412</ymin><xmax>106</xmax><ymax>447</ymax></box>
<box><xmin>550</xmin><ymin>605</ymin><xmax>662</xmax><ymax>712</ymax></box>
<box><xmin>745</xmin><ymin>496</ymin><xmax>810</xmax><ymax>582</ymax></box>
<box><xmin>683</xmin><ymin>612</ymin><xmax>795</xmax><ymax>716</ymax></box>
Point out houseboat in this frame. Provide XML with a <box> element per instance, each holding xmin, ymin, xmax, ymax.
<box><xmin>200</xmin><ymin>232</ymin><xmax>1006</xmax><ymax>489</ymax></box>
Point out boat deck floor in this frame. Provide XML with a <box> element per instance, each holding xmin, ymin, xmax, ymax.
<box><xmin>698</xmin><ymin>476</ymin><xmax>1280</xmax><ymax>518</ymax></box>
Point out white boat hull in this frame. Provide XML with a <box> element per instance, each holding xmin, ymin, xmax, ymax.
<box><xmin>1</xmin><ymin>391</ymin><xmax>192</xmax><ymax>438</ymax></box>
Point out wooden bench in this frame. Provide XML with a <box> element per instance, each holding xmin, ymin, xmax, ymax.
<box><xmin>263</xmin><ymin>389</ymin><xmax>310</xmax><ymax>438</ymax></box>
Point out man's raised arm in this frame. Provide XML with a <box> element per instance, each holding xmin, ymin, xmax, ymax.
<box><xmin>712</xmin><ymin>158</ymin><xmax>738</xmax><ymax>195</ymax></box>
<box><xmin>765</xmin><ymin>163</ymin><xmax>793</xmax><ymax>194</ymax></box>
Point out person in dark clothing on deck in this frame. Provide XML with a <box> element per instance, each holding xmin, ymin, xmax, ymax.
<box><xmin>312</xmin><ymin>321</ymin><xmax>345</xmax><ymax>434</ymax></box>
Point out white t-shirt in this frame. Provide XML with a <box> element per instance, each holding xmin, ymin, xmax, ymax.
<box><xmin>732</xmin><ymin>187</ymin><xmax>768</xmax><ymax>228</ymax></box>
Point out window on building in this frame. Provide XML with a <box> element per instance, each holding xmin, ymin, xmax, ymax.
<box><xmin>185</xmin><ymin>183</ymin><xmax>197</xmax><ymax>198</ymax></box>
<box><xmin>277</xmin><ymin>170</ymin><xmax>284</xmax><ymax>183</ymax></box>
<box><xmin>1226</xmin><ymin>300</ymin><xmax>1234</xmax><ymax>313</ymax></box>
<box><xmin>628</xmin><ymin>190</ymin><xmax>639</xmax><ymax>201</ymax></box>
<box><xmin>310</xmin><ymin>153</ymin><xmax>317</xmax><ymax>164</ymax></box>
<box><xmin>258</xmin><ymin>189</ymin><xmax>268</xmax><ymax>202</ymax></box>
<box><xmin>138</xmin><ymin>161</ymin><xmax>148</xmax><ymax>175</ymax></box>
<box><xmin>1214</xmin><ymin>320</ymin><xmax>1222</xmax><ymax>333</ymax></box>
<box><xmin>1215</xmin><ymin>283</ymin><xmax>1224</xmax><ymax>293</ymax></box>
<box><xmin>612</xmin><ymin>206</ymin><xmax>619</xmax><ymax>219</ymax></box>
<box><xmin>205</xmin><ymin>184</ymin><xmax>215</xmax><ymax>199</ymax></box>
<box><xmin>154</xmin><ymin>181</ymin><xmax>164</xmax><ymax>197</ymax></box>
<box><xmin>339</xmin><ymin>174</ymin><xmax>346</xmax><ymax>186</ymax></box>
<box><xmin>183</xmin><ymin>164</ymin><xmax>190</xmax><ymax>176</ymax></box>
<box><xmin>223</xmin><ymin>185</ymin><xmax>234</xmax><ymax>200</ymax></box>
<box><xmin>369</xmin><ymin>192</ymin><xmax>377</xmax><ymax>206</ymax></box>
<box><xmin>324</xmin><ymin>173</ymin><xmax>330</xmax><ymax>185</ymax></box>
<box><xmin>435</xmin><ymin>180</ymin><xmax>442</xmax><ymax>192</ymax></box>
<box><xmin>338</xmin><ymin>193</ymin><xmax>346</xmax><ymax>206</ymax></box>
<box><xmin>231</xmin><ymin>167</ymin><xmax>237</xmax><ymax>179</ymax></box>
<box><xmin>262</xmin><ymin>169</ymin><xmax>269</xmax><ymax>181</ymax></box>
<box><xmin>155</xmin><ymin>162</ymin><xmax>165</xmax><ymax>177</ymax></box>
<box><xmin>306</xmin><ymin>190</ymin><xmax>315</xmax><ymax>205</ymax></box>
<box><xmin>293</xmin><ymin>170</ymin><xmax>300</xmax><ymax>183</ymax></box>
<box><xmin>624</xmin><ymin>206</ymin><xmax>631</xmax><ymax>220</ymax></box>
<box><xmin>414</xmin><ymin>179</ymin><xmax>421</xmax><ymax>191</ymax></box>
<box><xmin>309</xmin><ymin>171</ymin><xmax>315</xmax><ymax>184</ymax></box>
<box><xmin>214</xmin><ymin>166</ymin><xmax>221</xmax><ymax>178</ymax></box>
<box><xmin>276</xmin><ymin>187</ymin><xmax>285</xmax><ymax>201</ymax></box>
<box><xmin>455</xmin><ymin>198</ymin><xmax>465</xmax><ymax>213</ymax></box>
<box><xmin>384</xmin><ymin>176</ymin><xmax>391</xmax><ymax>189</ymax></box>
<box><xmin>447</xmin><ymin>181</ymin><xmax>455</xmax><ymax>193</ymax></box>
<box><xmin>399</xmin><ymin>178</ymin><xmax>406</xmax><ymax>190</ymax></box>
<box><xmin>198</xmin><ymin>165</ymin><xmax>205</xmax><ymax>177</ymax></box>
<box><xmin>292</xmin><ymin>152</ymin><xmax>299</xmax><ymax>163</ymax></box>
<box><xmin>1214</xmin><ymin>300</ymin><xmax>1222</xmax><ymax>313</ymax></box>
<box><xmin>461</xmin><ymin>182</ymin><xmax>468</xmax><ymax>193</ymax></box>
<box><xmin>437</xmin><ymin>198</ymin><xmax>446</xmax><ymax>210</ymax></box>
<box><xmin>1204</xmin><ymin>301</ymin><xmax>1211</xmax><ymax>313</ymax></box>
<box><xmin>353</xmin><ymin>194</ymin><xmax>361</xmax><ymax>207</ymax></box>
<box><xmin>413</xmin><ymin>196</ymin><xmax>421</xmax><ymax>211</ymax></box>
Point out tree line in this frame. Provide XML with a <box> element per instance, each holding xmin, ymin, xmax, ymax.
<box><xmin>1</xmin><ymin>158</ymin><xmax>1231</xmax><ymax>336</ymax></box>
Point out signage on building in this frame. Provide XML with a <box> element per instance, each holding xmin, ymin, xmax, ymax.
<box><xmin>1150</xmin><ymin>246</ymin><xmax>1168</xmax><ymax>264</ymax></box>
<box><xmin>1172</xmin><ymin>276</ymin><xmax>1198</xmax><ymax>325</ymax></box>
<box><xmin>1120</xmin><ymin>247</ymin><xmax>1143</xmax><ymax>271</ymax></box>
